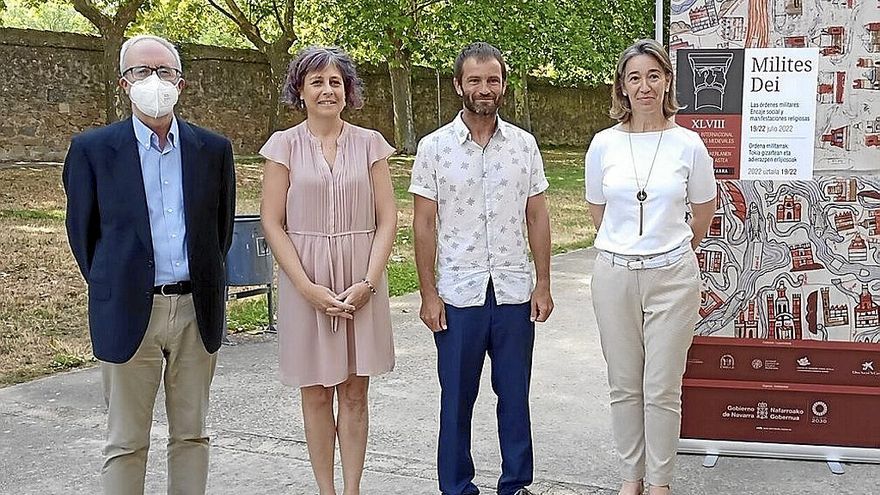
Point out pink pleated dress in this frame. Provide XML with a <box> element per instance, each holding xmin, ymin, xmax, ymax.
<box><xmin>259</xmin><ymin>121</ymin><xmax>396</xmax><ymax>388</ymax></box>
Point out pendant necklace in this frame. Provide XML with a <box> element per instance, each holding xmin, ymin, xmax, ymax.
<box><xmin>627</xmin><ymin>124</ymin><xmax>665</xmax><ymax>236</ymax></box>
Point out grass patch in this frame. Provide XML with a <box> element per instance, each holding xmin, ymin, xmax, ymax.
<box><xmin>226</xmin><ymin>296</ymin><xmax>271</xmax><ymax>333</ymax></box>
<box><xmin>48</xmin><ymin>348</ymin><xmax>93</xmax><ymax>371</ymax></box>
<box><xmin>388</xmin><ymin>260</ymin><xmax>419</xmax><ymax>297</ymax></box>
<box><xmin>234</xmin><ymin>162</ymin><xmax>264</xmax><ymax>214</ymax></box>
<box><xmin>541</xmin><ymin>148</ymin><xmax>587</xmax><ymax>193</ymax></box>
<box><xmin>390</xmin><ymin>155</ymin><xmax>416</xmax><ymax>202</ymax></box>
<box><xmin>552</xmin><ymin>239</ymin><xmax>594</xmax><ymax>255</ymax></box>
<box><xmin>0</xmin><ymin>208</ymin><xmax>65</xmax><ymax>221</ymax></box>
<box><xmin>233</xmin><ymin>155</ymin><xmax>266</xmax><ymax>164</ymax></box>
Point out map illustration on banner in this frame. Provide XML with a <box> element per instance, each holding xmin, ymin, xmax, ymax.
<box><xmin>697</xmin><ymin>176</ymin><xmax>880</xmax><ymax>346</ymax></box>
<box><xmin>670</xmin><ymin>0</ymin><xmax>880</xmax><ymax>174</ymax></box>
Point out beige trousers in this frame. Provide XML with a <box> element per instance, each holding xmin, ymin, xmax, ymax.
<box><xmin>591</xmin><ymin>252</ymin><xmax>701</xmax><ymax>486</ymax></box>
<box><xmin>101</xmin><ymin>294</ymin><xmax>217</xmax><ymax>495</ymax></box>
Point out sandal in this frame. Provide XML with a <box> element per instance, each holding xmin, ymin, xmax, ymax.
<box><xmin>619</xmin><ymin>479</ymin><xmax>644</xmax><ymax>495</ymax></box>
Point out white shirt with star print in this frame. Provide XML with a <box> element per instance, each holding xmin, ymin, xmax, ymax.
<box><xmin>409</xmin><ymin>112</ymin><xmax>549</xmax><ymax>308</ymax></box>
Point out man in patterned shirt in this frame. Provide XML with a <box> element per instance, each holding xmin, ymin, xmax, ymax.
<box><xmin>409</xmin><ymin>42</ymin><xmax>554</xmax><ymax>495</ymax></box>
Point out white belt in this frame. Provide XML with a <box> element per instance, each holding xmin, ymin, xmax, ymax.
<box><xmin>599</xmin><ymin>243</ymin><xmax>692</xmax><ymax>270</ymax></box>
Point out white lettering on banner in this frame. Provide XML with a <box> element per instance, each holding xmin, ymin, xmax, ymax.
<box><xmin>770</xmin><ymin>407</ymin><xmax>805</xmax><ymax>414</ymax></box>
<box><xmin>721</xmin><ymin>402</ymin><xmax>810</xmax><ymax>422</ymax></box>
<box><xmin>691</xmin><ymin>119</ymin><xmax>727</xmax><ymax>129</ymax></box>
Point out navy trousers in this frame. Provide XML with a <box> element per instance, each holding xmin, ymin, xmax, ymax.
<box><xmin>434</xmin><ymin>282</ymin><xmax>535</xmax><ymax>495</ymax></box>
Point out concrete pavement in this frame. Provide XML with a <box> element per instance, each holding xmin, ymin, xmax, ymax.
<box><xmin>1</xmin><ymin>249</ymin><xmax>876</xmax><ymax>494</ymax></box>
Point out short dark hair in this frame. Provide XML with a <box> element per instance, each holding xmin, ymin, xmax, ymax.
<box><xmin>281</xmin><ymin>45</ymin><xmax>364</xmax><ymax>110</ymax></box>
<box><xmin>454</xmin><ymin>42</ymin><xmax>507</xmax><ymax>83</ymax></box>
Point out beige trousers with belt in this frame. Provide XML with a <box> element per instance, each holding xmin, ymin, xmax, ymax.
<box><xmin>591</xmin><ymin>252</ymin><xmax>701</xmax><ymax>486</ymax></box>
<box><xmin>101</xmin><ymin>294</ymin><xmax>217</xmax><ymax>495</ymax></box>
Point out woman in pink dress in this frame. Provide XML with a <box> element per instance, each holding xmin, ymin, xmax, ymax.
<box><xmin>259</xmin><ymin>45</ymin><xmax>397</xmax><ymax>495</ymax></box>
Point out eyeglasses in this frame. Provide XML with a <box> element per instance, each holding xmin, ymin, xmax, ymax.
<box><xmin>122</xmin><ymin>65</ymin><xmax>183</xmax><ymax>83</ymax></box>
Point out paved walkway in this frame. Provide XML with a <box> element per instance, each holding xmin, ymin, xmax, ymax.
<box><xmin>0</xmin><ymin>250</ymin><xmax>875</xmax><ymax>494</ymax></box>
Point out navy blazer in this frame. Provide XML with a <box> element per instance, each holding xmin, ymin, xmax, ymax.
<box><xmin>63</xmin><ymin>117</ymin><xmax>236</xmax><ymax>363</ymax></box>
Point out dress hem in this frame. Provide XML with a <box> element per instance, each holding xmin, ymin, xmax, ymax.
<box><xmin>281</xmin><ymin>367</ymin><xmax>394</xmax><ymax>389</ymax></box>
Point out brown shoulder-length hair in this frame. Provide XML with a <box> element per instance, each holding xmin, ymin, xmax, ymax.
<box><xmin>281</xmin><ymin>45</ymin><xmax>365</xmax><ymax>110</ymax></box>
<box><xmin>609</xmin><ymin>39</ymin><xmax>680</xmax><ymax>122</ymax></box>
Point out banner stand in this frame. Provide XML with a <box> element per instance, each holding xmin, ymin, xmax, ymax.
<box><xmin>668</xmin><ymin>0</ymin><xmax>880</xmax><ymax>473</ymax></box>
<box><xmin>679</xmin><ymin>439</ymin><xmax>880</xmax><ymax>473</ymax></box>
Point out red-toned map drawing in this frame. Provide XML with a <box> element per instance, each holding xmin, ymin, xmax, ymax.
<box><xmin>696</xmin><ymin>177</ymin><xmax>880</xmax><ymax>345</ymax></box>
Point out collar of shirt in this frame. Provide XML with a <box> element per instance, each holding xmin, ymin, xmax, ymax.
<box><xmin>451</xmin><ymin>111</ymin><xmax>510</xmax><ymax>146</ymax></box>
<box><xmin>132</xmin><ymin>114</ymin><xmax>178</xmax><ymax>154</ymax></box>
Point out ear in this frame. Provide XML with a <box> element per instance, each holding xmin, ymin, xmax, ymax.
<box><xmin>453</xmin><ymin>78</ymin><xmax>463</xmax><ymax>96</ymax></box>
<box><xmin>119</xmin><ymin>77</ymin><xmax>129</xmax><ymax>92</ymax></box>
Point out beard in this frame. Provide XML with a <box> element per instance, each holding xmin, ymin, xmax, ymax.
<box><xmin>462</xmin><ymin>91</ymin><xmax>503</xmax><ymax>115</ymax></box>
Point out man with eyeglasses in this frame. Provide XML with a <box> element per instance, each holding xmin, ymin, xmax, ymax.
<box><xmin>62</xmin><ymin>34</ymin><xmax>235</xmax><ymax>495</ymax></box>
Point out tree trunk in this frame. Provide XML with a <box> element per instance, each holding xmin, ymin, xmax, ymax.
<box><xmin>103</xmin><ymin>33</ymin><xmax>127</xmax><ymax>123</ymax></box>
<box><xmin>513</xmin><ymin>67</ymin><xmax>532</xmax><ymax>132</ymax></box>
<box><xmin>72</xmin><ymin>0</ymin><xmax>146</xmax><ymax>123</ymax></box>
<box><xmin>388</xmin><ymin>47</ymin><xmax>417</xmax><ymax>154</ymax></box>
<box><xmin>266</xmin><ymin>45</ymin><xmax>291</xmax><ymax>135</ymax></box>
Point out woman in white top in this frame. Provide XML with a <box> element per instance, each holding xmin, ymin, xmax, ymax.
<box><xmin>585</xmin><ymin>39</ymin><xmax>716</xmax><ymax>495</ymax></box>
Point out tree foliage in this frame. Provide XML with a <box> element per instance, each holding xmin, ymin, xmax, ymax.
<box><xmin>426</xmin><ymin>0</ymin><xmax>653</xmax><ymax>85</ymax></box>
<box><xmin>131</xmin><ymin>0</ymin><xmax>247</xmax><ymax>47</ymax></box>
<box><xmin>70</xmin><ymin>0</ymin><xmax>143</xmax><ymax>36</ymax></box>
<box><xmin>4</xmin><ymin>0</ymin><xmax>655</xmax><ymax>85</ymax></box>
<box><xmin>303</xmin><ymin>0</ymin><xmax>457</xmax><ymax>152</ymax></box>
<box><xmin>551</xmin><ymin>0</ymin><xmax>654</xmax><ymax>84</ymax></box>
<box><xmin>302</xmin><ymin>0</ymin><xmax>443</xmax><ymax>61</ymax></box>
<box><xmin>304</xmin><ymin>0</ymin><xmax>653</xmax><ymax>85</ymax></box>
<box><xmin>203</xmin><ymin>0</ymin><xmax>303</xmax><ymax>133</ymax></box>
<box><xmin>1</xmin><ymin>0</ymin><xmax>95</xmax><ymax>32</ymax></box>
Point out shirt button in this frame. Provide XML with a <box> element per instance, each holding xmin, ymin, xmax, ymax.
<box><xmin>167</xmin><ymin>208</ymin><xmax>173</xmax><ymax>213</ymax></box>
<box><xmin>175</xmin><ymin>262</ymin><xmax>181</xmax><ymax>267</ymax></box>
<box><xmin>163</xmin><ymin>181</ymin><xmax>169</xmax><ymax>185</ymax></box>
<box><xmin>171</xmin><ymin>233</ymin><xmax>177</xmax><ymax>238</ymax></box>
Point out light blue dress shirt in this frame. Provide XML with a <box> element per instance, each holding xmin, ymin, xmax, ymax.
<box><xmin>132</xmin><ymin>115</ymin><xmax>190</xmax><ymax>285</ymax></box>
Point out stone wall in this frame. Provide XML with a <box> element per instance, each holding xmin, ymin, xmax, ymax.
<box><xmin>1</xmin><ymin>27</ymin><xmax>614</xmax><ymax>162</ymax></box>
<box><xmin>2</xmin><ymin>29</ymin><xmax>105</xmax><ymax>162</ymax></box>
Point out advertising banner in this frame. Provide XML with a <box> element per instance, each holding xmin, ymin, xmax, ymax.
<box><xmin>681</xmin><ymin>378</ymin><xmax>880</xmax><ymax>448</ymax></box>
<box><xmin>670</xmin><ymin>0</ymin><xmax>880</xmax><ymax>461</ymax></box>
<box><xmin>685</xmin><ymin>337</ymin><xmax>880</xmax><ymax>388</ymax></box>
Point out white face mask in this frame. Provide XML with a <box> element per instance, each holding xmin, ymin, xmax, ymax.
<box><xmin>128</xmin><ymin>74</ymin><xmax>180</xmax><ymax>118</ymax></box>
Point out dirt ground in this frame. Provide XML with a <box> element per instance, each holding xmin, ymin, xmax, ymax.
<box><xmin>0</xmin><ymin>166</ymin><xmax>87</xmax><ymax>384</ymax></box>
